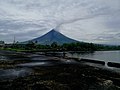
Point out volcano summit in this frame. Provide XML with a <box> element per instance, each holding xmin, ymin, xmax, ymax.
<box><xmin>23</xmin><ymin>29</ymin><xmax>78</xmax><ymax>45</ymax></box>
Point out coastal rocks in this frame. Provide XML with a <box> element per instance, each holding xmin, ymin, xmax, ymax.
<box><xmin>86</xmin><ymin>78</ymin><xmax>120</xmax><ymax>90</ymax></box>
<box><xmin>98</xmin><ymin>80</ymin><xmax>113</xmax><ymax>90</ymax></box>
<box><xmin>0</xmin><ymin>51</ymin><xmax>120</xmax><ymax>90</ymax></box>
<box><xmin>80</xmin><ymin>58</ymin><xmax>105</xmax><ymax>65</ymax></box>
<box><xmin>108</xmin><ymin>62</ymin><xmax>120</xmax><ymax>68</ymax></box>
<box><xmin>103</xmin><ymin>80</ymin><xmax>113</xmax><ymax>87</ymax></box>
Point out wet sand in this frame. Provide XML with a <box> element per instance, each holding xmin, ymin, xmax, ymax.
<box><xmin>0</xmin><ymin>50</ymin><xmax>120</xmax><ymax>90</ymax></box>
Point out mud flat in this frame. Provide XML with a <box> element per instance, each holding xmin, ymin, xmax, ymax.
<box><xmin>0</xmin><ymin>51</ymin><xmax>120</xmax><ymax>90</ymax></box>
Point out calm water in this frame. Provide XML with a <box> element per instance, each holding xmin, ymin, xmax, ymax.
<box><xmin>67</xmin><ymin>51</ymin><xmax>120</xmax><ymax>63</ymax></box>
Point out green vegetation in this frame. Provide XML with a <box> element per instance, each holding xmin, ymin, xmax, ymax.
<box><xmin>1</xmin><ymin>41</ymin><xmax>120</xmax><ymax>51</ymax></box>
<box><xmin>61</xmin><ymin>42</ymin><xmax>120</xmax><ymax>51</ymax></box>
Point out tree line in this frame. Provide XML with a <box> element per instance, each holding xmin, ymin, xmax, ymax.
<box><xmin>4</xmin><ymin>41</ymin><xmax>120</xmax><ymax>51</ymax></box>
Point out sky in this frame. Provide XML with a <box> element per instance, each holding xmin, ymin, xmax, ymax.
<box><xmin>0</xmin><ymin>0</ymin><xmax>120</xmax><ymax>45</ymax></box>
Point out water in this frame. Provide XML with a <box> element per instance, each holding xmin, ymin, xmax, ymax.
<box><xmin>0</xmin><ymin>50</ymin><xmax>120</xmax><ymax>79</ymax></box>
<box><xmin>0</xmin><ymin>68</ymin><xmax>31</xmax><ymax>80</ymax></box>
<box><xmin>67</xmin><ymin>51</ymin><xmax>120</xmax><ymax>63</ymax></box>
<box><xmin>18</xmin><ymin>62</ymin><xmax>50</xmax><ymax>67</ymax></box>
<box><xmin>0</xmin><ymin>56</ymin><xmax>8</xmax><ymax>60</ymax></box>
<box><xmin>0</xmin><ymin>51</ymin><xmax>76</xmax><ymax>79</ymax></box>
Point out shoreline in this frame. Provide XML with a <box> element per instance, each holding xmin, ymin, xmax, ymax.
<box><xmin>0</xmin><ymin>50</ymin><xmax>120</xmax><ymax>90</ymax></box>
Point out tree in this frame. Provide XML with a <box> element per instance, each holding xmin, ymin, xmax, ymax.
<box><xmin>25</xmin><ymin>41</ymin><xmax>35</xmax><ymax>50</ymax></box>
<box><xmin>35</xmin><ymin>40</ymin><xmax>38</xmax><ymax>44</ymax></box>
<box><xmin>51</xmin><ymin>42</ymin><xmax>58</xmax><ymax>49</ymax></box>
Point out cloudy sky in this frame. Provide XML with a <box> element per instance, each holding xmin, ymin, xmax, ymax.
<box><xmin>0</xmin><ymin>0</ymin><xmax>120</xmax><ymax>45</ymax></box>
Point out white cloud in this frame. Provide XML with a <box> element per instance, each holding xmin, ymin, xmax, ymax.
<box><xmin>0</xmin><ymin>0</ymin><xmax>120</xmax><ymax>44</ymax></box>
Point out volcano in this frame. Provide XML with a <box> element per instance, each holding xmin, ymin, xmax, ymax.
<box><xmin>23</xmin><ymin>29</ymin><xmax>78</xmax><ymax>45</ymax></box>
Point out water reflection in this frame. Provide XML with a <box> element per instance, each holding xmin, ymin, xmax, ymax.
<box><xmin>0</xmin><ymin>68</ymin><xmax>31</xmax><ymax>80</ymax></box>
<box><xmin>0</xmin><ymin>50</ymin><xmax>120</xmax><ymax>80</ymax></box>
<box><xmin>18</xmin><ymin>62</ymin><xmax>50</xmax><ymax>67</ymax></box>
<box><xmin>0</xmin><ymin>56</ymin><xmax>8</xmax><ymax>60</ymax></box>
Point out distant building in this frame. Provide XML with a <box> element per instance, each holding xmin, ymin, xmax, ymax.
<box><xmin>0</xmin><ymin>41</ymin><xmax>5</xmax><ymax>47</ymax></box>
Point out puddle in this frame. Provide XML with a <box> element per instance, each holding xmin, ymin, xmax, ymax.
<box><xmin>0</xmin><ymin>56</ymin><xmax>8</xmax><ymax>60</ymax></box>
<box><xmin>0</xmin><ymin>68</ymin><xmax>32</xmax><ymax>80</ymax></box>
<box><xmin>17</xmin><ymin>60</ymin><xmax>71</xmax><ymax>67</ymax></box>
<box><xmin>17</xmin><ymin>62</ymin><xmax>52</xmax><ymax>67</ymax></box>
<box><xmin>31</xmin><ymin>57</ymin><xmax>48</xmax><ymax>61</ymax></box>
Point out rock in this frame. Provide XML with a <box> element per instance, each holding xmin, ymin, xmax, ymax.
<box><xmin>103</xmin><ymin>80</ymin><xmax>113</xmax><ymax>87</ymax></box>
<box><xmin>99</xmin><ymin>80</ymin><xmax>113</xmax><ymax>90</ymax></box>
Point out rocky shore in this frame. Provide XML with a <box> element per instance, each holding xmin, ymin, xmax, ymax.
<box><xmin>0</xmin><ymin>51</ymin><xmax>120</xmax><ymax>90</ymax></box>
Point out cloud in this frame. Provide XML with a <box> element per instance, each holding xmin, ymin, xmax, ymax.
<box><xmin>0</xmin><ymin>0</ymin><xmax>120</xmax><ymax>44</ymax></box>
